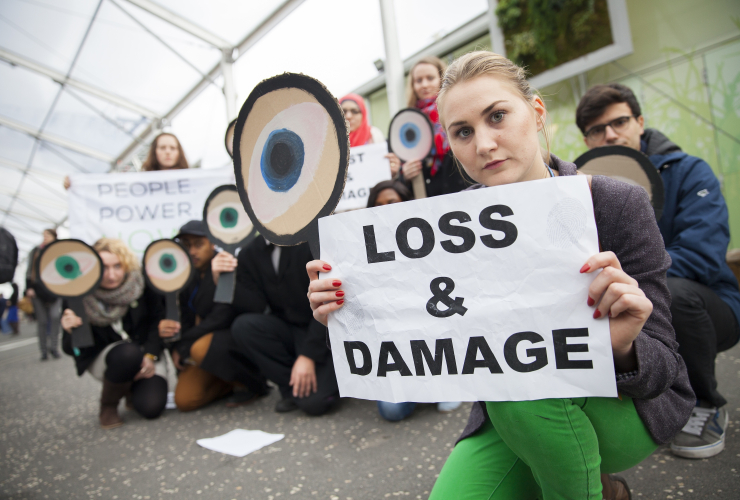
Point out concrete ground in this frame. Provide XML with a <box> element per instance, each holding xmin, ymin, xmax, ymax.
<box><xmin>1</xmin><ymin>319</ymin><xmax>738</xmax><ymax>500</ymax></box>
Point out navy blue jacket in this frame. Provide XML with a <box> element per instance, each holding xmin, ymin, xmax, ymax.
<box><xmin>642</xmin><ymin>129</ymin><xmax>740</xmax><ymax>327</ymax></box>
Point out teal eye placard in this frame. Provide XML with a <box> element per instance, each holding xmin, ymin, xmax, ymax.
<box><xmin>203</xmin><ymin>185</ymin><xmax>256</xmax><ymax>247</ymax></box>
<box><xmin>38</xmin><ymin>240</ymin><xmax>102</xmax><ymax>298</ymax></box>
<box><xmin>143</xmin><ymin>239</ymin><xmax>193</xmax><ymax>294</ymax></box>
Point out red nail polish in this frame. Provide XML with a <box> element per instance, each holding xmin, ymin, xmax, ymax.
<box><xmin>323</xmin><ymin>264</ymin><xmax>332</xmax><ymax>271</ymax></box>
<box><xmin>336</xmin><ymin>291</ymin><xmax>344</xmax><ymax>297</ymax></box>
<box><xmin>580</xmin><ymin>263</ymin><xmax>590</xmax><ymax>273</ymax></box>
<box><xmin>336</xmin><ymin>299</ymin><xmax>344</xmax><ymax>305</ymax></box>
<box><xmin>593</xmin><ymin>310</ymin><xmax>601</xmax><ymax>319</ymax></box>
<box><xmin>332</xmin><ymin>280</ymin><xmax>342</xmax><ymax>287</ymax></box>
<box><xmin>587</xmin><ymin>297</ymin><xmax>595</xmax><ymax>306</ymax></box>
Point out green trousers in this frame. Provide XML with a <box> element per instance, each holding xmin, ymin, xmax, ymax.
<box><xmin>430</xmin><ymin>397</ymin><xmax>658</xmax><ymax>500</ymax></box>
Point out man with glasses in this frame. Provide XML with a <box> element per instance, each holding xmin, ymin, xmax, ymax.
<box><xmin>576</xmin><ymin>83</ymin><xmax>740</xmax><ymax>460</ymax></box>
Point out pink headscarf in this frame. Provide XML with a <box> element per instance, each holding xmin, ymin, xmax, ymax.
<box><xmin>340</xmin><ymin>93</ymin><xmax>372</xmax><ymax>147</ymax></box>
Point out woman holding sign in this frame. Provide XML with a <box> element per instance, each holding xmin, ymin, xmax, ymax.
<box><xmin>307</xmin><ymin>51</ymin><xmax>694</xmax><ymax>499</ymax></box>
<box><xmin>61</xmin><ymin>238</ymin><xmax>167</xmax><ymax>429</ymax></box>
<box><xmin>394</xmin><ymin>56</ymin><xmax>472</xmax><ymax>197</ymax></box>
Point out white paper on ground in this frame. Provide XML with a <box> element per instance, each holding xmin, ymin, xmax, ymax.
<box><xmin>196</xmin><ymin>429</ymin><xmax>285</xmax><ymax>457</ymax></box>
<box><xmin>319</xmin><ymin>176</ymin><xmax>617</xmax><ymax>403</ymax></box>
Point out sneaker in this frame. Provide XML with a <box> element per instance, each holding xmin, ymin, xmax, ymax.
<box><xmin>50</xmin><ymin>350</ymin><xmax>61</xmax><ymax>359</ymax></box>
<box><xmin>165</xmin><ymin>391</ymin><xmax>177</xmax><ymax>410</ymax></box>
<box><xmin>437</xmin><ymin>401</ymin><xmax>462</xmax><ymax>413</ymax></box>
<box><xmin>670</xmin><ymin>406</ymin><xmax>728</xmax><ymax>459</ymax></box>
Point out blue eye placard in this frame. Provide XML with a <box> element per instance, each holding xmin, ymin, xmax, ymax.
<box><xmin>260</xmin><ymin>129</ymin><xmax>305</xmax><ymax>192</ymax></box>
<box><xmin>388</xmin><ymin>108</ymin><xmax>434</xmax><ymax>163</ymax></box>
<box><xmin>233</xmin><ymin>73</ymin><xmax>349</xmax><ymax>253</ymax></box>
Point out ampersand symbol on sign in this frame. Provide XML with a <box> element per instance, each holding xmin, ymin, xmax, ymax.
<box><xmin>426</xmin><ymin>277</ymin><xmax>468</xmax><ymax>318</ymax></box>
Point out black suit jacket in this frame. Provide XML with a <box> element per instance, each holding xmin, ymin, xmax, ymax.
<box><xmin>232</xmin><ymin>237</ymin><xmax>328</xmax><ymax>363</ymax></box>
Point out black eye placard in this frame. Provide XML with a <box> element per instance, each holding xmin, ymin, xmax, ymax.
<box><xmin>574</xmin><ymin>145</ymin><xmax>664</xmax><ymax>220</ymax></box>
<box><xmin>203</xmin><ymin>184</ymin><xmax>257</xmax><ymax>303</ymax></box>
<box><xmin>232</xmin><ymin>73</ymin><xmax>349</xmax><ymax>258</ymax></box>
<box><xmin>224</xmin><ymin>118</ymin><xmax>237</xmax><ymax>158</ymax></box>
<box><xmin>37</xmin><ymin>239</ymin><xmax>102</xmax><ymax>348</ymax></box>
<box><xmin>143</xmin><ymin>239</ymin><xmax>193</xmax><ymax>331</ymax></box>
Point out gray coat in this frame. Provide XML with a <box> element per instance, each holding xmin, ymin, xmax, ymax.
<box><xmin>458</xmin><ymin>156</ymin><xmax>695</xmax><ymax>445</ymax></box>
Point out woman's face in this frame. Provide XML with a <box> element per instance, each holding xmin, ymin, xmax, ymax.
<box><xmin>412</xmin><ymin>63</ymin><xmax>441</xmax><ymax>101</ymax></box>
<box><xmin>440</xmin><ymin>75</ymin><xmax>547</xmax><ymax>187</ymax></box>
<box><xmin>99</xmin><ymin>251</ymin><xmax>126</xmax><ymax>290</ymax></box>
<box><xmin>41</xmin><ymin>230</ymin><xmax>55</xmax><ymax>247</ymax></box>
<box><xmin>374</xmin><ymin>188</ymin><xmax>403</xmax><ymax>206</ymax></box>
<box><xmin>341</xmin><ymin>100</ymin><xmax>363</xmax><ymax>133</ymax></box>
<box><xmin>155</xmin><ymin>135</ymin><xmax>180</xmax><ymax>169</ymax></box>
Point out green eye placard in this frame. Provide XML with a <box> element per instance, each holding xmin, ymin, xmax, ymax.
<box><xmin>225</xmin><ymin>118</ymin><xmax>237</xmax><ymax>158</ymax></box>
<box><xmin>38</xmin><ymin>240</ymin><xmax>102</xmax><ymax>298</ymax></box>
<box><xmin>232</xmin><ymin>72</ymin><xmax>350</xmax><ymax>258</ymax></box>
<box><xmin>204</xmin><ymin>185</ymin><xmax>256</xmax><ymax>247</ymax></box>
<box><xmin>37</xmin><ymin>239</ymin><xmax>103</xmax><ymax>348</ymax></box>
<box><xmin>203</xmin><ymin>185</ymin><xmax>258</xmax><ymax>303</ymax></box>
<box><xmin>143</xmin><ymin>239</ymin><xmax>192</xmax><ymax>293</ymax></box>
<box><xmin>143</xmin><ymin>239</ymin><xmax>193</xmax><ymax>324</ymax></box>
<box><xmin>574</xmin><ymin>145</ymin><xmax>665</xmax><ymax>221</ymax></box>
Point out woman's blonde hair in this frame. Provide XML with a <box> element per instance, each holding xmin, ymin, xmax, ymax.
<box><xmin>437</xmin><ymin>51</ymin><xmax>551</xmax><ymax>164</ymax></box>
<box><xmin>93</xmin><ymin>238</ymin><xmax>140</xmax><ymax>274</ymax></box>
<box><xmin>406</xmin><ymin>56</ymin><xmax>448</xmax><ymax>108</ymax></box>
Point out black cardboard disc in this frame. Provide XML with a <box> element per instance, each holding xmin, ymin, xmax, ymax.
<box><xmin>574</xmin><ymin>145</ymin><xmax>664</xmax><ymax>220</ymax></box>
<box><xmin>37</xmin><ymin>239</ymin><xmax>102</xmax><ymax>298</ymax></box>
<box><xmin>232</xmin><ymin>73</ymin><xmax>349</xmax><ymax>250</ymax></box>
<box><xmin>388</xmin><ymin>108</ymin><xmax>434</xmax><ymax>163</ymax></box>
<box><xmin>224</xmin><ymin>118</ymin><xmax>237</xmax><ymax>158</ymax></box>
<box><xmin>203</xmin><ymin>184</ymin><xmax>257</xmax><ymax>249</ymax></box>
<box><xmin>142</xmin><ymin>239</ymin><xmax>193</xmax><ymax>294</ymax></box>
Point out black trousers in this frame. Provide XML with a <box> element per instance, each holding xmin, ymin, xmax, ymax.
<box><xmin>231</xmin><ymin>313</ymin><xmax>339</xmax><ymax>415</ymax></box>
<box><xmin>668</xmin><ymin>277</ymin><xmax>740</xmax><ymax>408</ymax></box>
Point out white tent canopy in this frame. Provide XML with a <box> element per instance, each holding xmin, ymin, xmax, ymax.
<box><xmin>0</xmin><ymin>0</ymin><xmax>488</xmax><ymax>291</ymax></box>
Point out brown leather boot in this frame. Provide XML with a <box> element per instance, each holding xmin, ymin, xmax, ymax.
<box><xmin>601</xmin><ymin>473</ymin><xmax>631</xmax><ymax>500</ymax></box>
<box><xmin>99</xmin><ymin>378</ymin><xmax>130</xmax><ymax>429</ymax></box>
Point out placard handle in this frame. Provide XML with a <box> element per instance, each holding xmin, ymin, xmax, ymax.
<box><xmin>214</xmin><ymin>270</ymin><xmax>235</xmax><ymax>304</ymax></box>
<box><xmin>68</xmin><ymin>295</ymin><xmax>94</xmax><ymax>349</ymax></box>
<box><xmin>412</xmin><ymin>174</ymin><xmax>427</xmax><ymax>199</ymax></box>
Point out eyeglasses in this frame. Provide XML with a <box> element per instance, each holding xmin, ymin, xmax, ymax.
<box><xmin>342</xmin><ymin>108</ymin><xmax>362</xmax><ymax>116</ymax></box>
<box><xmin>584</xmin><ymin>115</ymin><xmax>636</xmax><ymax>141</ymax></box>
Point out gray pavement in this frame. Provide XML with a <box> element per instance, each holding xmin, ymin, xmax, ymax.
<box><xmin>1</xmin><ymin>319</ymin><xmax>738</xmax><ymax>500</ymax></box>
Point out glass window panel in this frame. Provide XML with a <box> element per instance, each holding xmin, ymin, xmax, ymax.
<box><xmin>71</xmin><ymin>1</ymin><xmax>217</xmax><ymax>115</ymax></box>
<box><xmin>43</xmin><ymin>88</ymin><xmax>137</xmax><ymax>156</ymax></box>
<box><xmin>0</xmin><ymin>0</ymin><xmax>99</xmax><ymax>73</ymax></box>
<box><xmin>0</xmin><ymin>128</ymin><xmax>36</xmax><ymax>164</ymax></box>
<box><xmin>0</xmin><ymin>63</ymin><xmax>61</xmax><ymax>129</ymax></box>
<box><xmin>154</xmin><ymin>0</ymin><xmax>280</xmax><ymax>47</ymax></box>
<box><xmin>394</xmin><ymin>0</ymin><xmax>488</xmax><ymax>59</ymax></box>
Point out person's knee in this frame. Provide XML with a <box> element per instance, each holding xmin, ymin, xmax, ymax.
<box><xmin>667</xmin><ymin>277</ymin><xmax>701</xmax><ymax>311</ymax></box>
<box><xmin>131</xmin><ymin>375</ymin><xmax>167</xmax><ymax>419</ymax></box>
<box><xmin>377</xmin><ymin>401</ymin><xmax>416</xmax><ymax>422</ymax></box>
<box><xmin>174</xmin><ymin>382</ymin><xmax>203</xmax><ymax>412</ymax></box>
<box><xmin>105</xmin><ymin>343</ymin><xmax>143</xmax><ymax>383</ymax></box>
<box><xmin>190</xmin><ymin>333</ymin><xmax>213</xmax><ymax>366</ymax></box>
<box><xmin>230</xmin><ymin>314</ymin><xmax>264</xmax><ymax>350</ymax></box>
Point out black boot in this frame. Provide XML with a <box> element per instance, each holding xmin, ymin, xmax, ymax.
<box><xmin>99</xmin><ymin>378</ymin><xmax>130</xmax><ymax>429</ymax></box>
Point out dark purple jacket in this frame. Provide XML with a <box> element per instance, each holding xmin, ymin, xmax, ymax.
<box><xmin>458</xmin><ymin>156</ymin><xmax>695</xmax><ymax>445</ymax></box>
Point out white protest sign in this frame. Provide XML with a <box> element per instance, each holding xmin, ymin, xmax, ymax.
<box><xmin>334</xmin><ymin>143</ymin><xmax>392</xmax><ymax>212</ymax></box>
<box><xmin>319</xmin><ymin>176</ymin><xmax>617</xmax><ymax>403</ymax></box>
<box><xmin>68</xmin><ymin>168</ymin><xmax>234</xmax><ymax>256</ymax></box>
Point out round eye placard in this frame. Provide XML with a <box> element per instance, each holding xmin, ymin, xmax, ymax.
<box><xmin>388</xmin><ymin>108</ymin><xmax>434</xmax><ymax>162</ymax></box>
<box><xmin>574</xmin><ymin>145</ymin><xmax>665</xmax><ymax>220</ymax></box>
<box><xmin>143</xmin><ymin>239</ymin><xmax>193</xmax><ymax>294</ymax></box>
<box><xmin>37</xmin><ymin>239</ymin><xmax>102</xmax><ymax>298</ymax></box>
<box><xmin>224</xmin><ymin>118</ymin><xmax>237</xmax><ymax>158</ymax></box>
<box><xmin>204</xmin><ymin>185</ymin><xmax>256</xmax><ymax>247</ymax></box>
<box><xmin>232</xmin><ymin>72</ymin><xmax>349</xmax><ymax>252</ymax></box>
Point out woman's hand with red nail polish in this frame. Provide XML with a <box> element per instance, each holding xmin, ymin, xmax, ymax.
<box><xmin>581</xmin><ymin>251</ymin><xmax>652</xmax><ymax>372</ymax></box>
<box><xmin>306</xmin><ymin>260</ymin><xmax>346</xmax><ymax>327</ymax></box>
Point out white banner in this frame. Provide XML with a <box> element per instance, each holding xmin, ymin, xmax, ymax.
<box><xmin>319</xmin><ymin>176</ymin><xmax>616</xmax><ymax>403</ymax></box>
<box><xmin>334</xmin><ymin>143</ymin><xmax>392</xmax><ymax>213</ymax></box>
<box><xmin>68</xmin><ymin>168</ymin><xmax>234</xmax><ymax>256</ymax></box>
